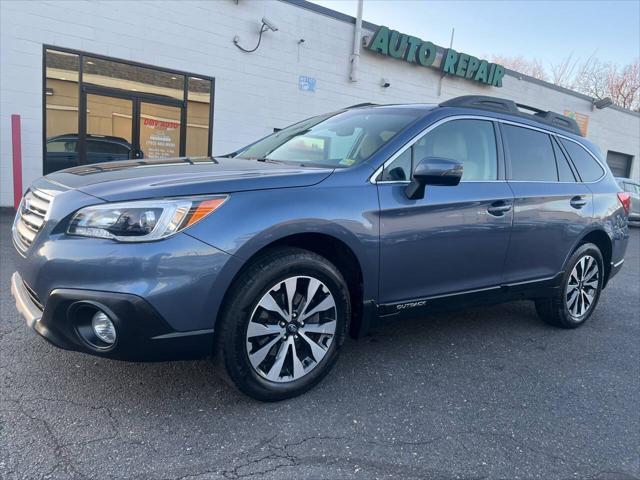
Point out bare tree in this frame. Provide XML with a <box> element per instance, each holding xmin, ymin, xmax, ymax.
<box><xmin>572</xmin><ymin>57</ymin><xmax>609</xmax><ymax>99</ymax></box>
<box><xmin>549</xmin><ymin>53</ymin><xmax>583</xmax><ymax>88</ymax></box>
<box><xmin>571</xmin><ymin>57</ymin><xmax>640</xmax><ymax>111</ymax></box>
<box><xmin>491</xmin><ymin>55</ymin><xmax>548</xmax><ymax>81</ymax></box>
<box><xmin>607</xmin><ymin>61</ymin><xmax>640</xmax><ymax>111</ymax></box>
<box><xmin>493</xmin><ymin>52</ymin><xmax>640</xmax><ymax>111</ymax></box>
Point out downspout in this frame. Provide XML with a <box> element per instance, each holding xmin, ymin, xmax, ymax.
<box><xmin>349</xmin><ymin>0</ymin><xmax>364</xmax><ymax>82</ymax></box>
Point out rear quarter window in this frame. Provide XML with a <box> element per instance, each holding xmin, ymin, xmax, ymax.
<box><xmin>559</xmin><ymin>139</ymin><xmax>605</xmax><ymax>182</ymax></box>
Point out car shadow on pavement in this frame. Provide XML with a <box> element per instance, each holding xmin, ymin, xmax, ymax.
<box><xmin>21</xmin><ymin>298</ymin><xmax>549</xmax><ymax>408</ymax></box>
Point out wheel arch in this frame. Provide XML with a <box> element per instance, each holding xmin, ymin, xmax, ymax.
<box><xmin>216</xmin><ymin>231</ymin><xmax>369</xmax><ymax>339</ymax></box>
<box><xmin>567</xmin><ymin>228</ymin><xmax>613</xmax><ymax>286</ymax></box>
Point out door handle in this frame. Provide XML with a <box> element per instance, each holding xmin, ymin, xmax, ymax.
<box><xmin>487</xmin><ymin>201</ymin><xmax>513</xmax><ymax>217</ymax></box>
<box><xmin>570</xmin><ymin>196</ymin><xmax>587</xmax><ymax>209</ymax></box>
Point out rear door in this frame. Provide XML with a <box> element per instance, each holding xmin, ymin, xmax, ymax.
<box><xmin>377</xmin><ymin>117</ymin><xmax>514</xmax><ymax>304</ymax></box>
<box><xmin>501</xmin><ymin>123</ymin><xmax>592</xmax><ymax>284</ymax></box>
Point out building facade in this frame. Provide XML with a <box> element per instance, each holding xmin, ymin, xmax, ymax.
<box><xmin>1</xmin><ymin>0</ymin><xmax>639</xmax><ymax>207</ymax></box>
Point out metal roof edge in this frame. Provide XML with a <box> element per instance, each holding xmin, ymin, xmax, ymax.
<box><xmin>278</xmin><ymin>0</ymin><xmax>378</xmax><ymax>31</ymax></box>
<box><xmin>504</xmin><ymin>69</ymin><xmax>640</xmax><ymax>118</ymax></box>
<box><xmin>279</xmin><ymin>0</ymin><xmax>639</xmax><ymax>118</ymax></box>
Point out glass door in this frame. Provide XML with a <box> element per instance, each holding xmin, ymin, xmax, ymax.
<box><xmin>81</xmin><ymin>87</ymin><xmax>185</xmax><ymax>164</ymax></box>
<box><xmin>138</xmin><ymin>102</ymin><xmax>182</xmax><ymax>159</ymax></box>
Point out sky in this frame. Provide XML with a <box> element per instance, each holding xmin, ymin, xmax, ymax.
<box><xmin>310</xmin><ymin>0</ymin><xmax>640</xmax><ymax>69</ymax></box>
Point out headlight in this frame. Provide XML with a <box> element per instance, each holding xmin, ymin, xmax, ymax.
<box><xmin>67</xmin><ymin>196</ymin><xmax>228</xmax><ymax>242</ymax></box>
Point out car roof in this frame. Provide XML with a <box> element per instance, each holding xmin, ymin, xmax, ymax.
<box><xmin>48</xmin><ymin>134</ymin><xmax>132</xmax><ymax>145</ymax></box>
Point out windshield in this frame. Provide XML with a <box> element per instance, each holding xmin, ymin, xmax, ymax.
<box><xmin>234</xmin><ymin>108</ymin><xmax>424</xmax><ymax>168</ymax></box>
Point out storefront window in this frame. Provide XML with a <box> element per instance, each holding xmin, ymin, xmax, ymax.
<box><xmin>186</xmin><ymin>77</ymin><xmax>212</xmax><ymax>157</ymax></box>
<box><xmin>43</xmin><ymin>47</ymin><xmax>214</xmax><ymax>174</ymax></box>
<box><xmin>45</xmin><ymin>50</ymin><xmax>80</xmax><ymax>174</ymax></box>
<box><xmin>83</xmin><ymin>56</ymin><xmax>185</xmax><ymax>100</ymax></box>
<box><xmin>85</xmin><ymin>94</ymin><xmax>133</xmax><ymax>164</ymax></box>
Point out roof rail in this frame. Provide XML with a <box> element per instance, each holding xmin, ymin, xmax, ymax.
<box><xmin>439</xmin><ymin>95</ymin><xmax>582</xmax><ymax>136</ymax></box>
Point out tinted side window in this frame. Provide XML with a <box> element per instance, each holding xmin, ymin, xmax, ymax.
<box><xmin>551</xmin><ymin>138</ymin><xmax>576</xmax><ymax>182</ymax></box>
<box><xmin>559</xmin><ymin>139</ymin><xmax>605</xmax><ymax>182</ymax></box>
<box><xmin>87</xmin><ymin>140</ymin><xmax>129</xmax><ymax>155</ymax></box>
<box><xmin>503</xmin><ymin>125</ymin><xmax>557</xmax><ymax>181</ymax></box>
<box><xmin>47</xmin><ymin>139</ymin><xmax>76</xmax><ymax>153</ymax></box>
<box><xmin>105</xmin><ymin>142</ymin><xmax>130</xmax><ymax>155</ymax></box>
<box><xmin>416</xmin><ymin>119</ymin><xmax>497</xmax><ymax>181</ymax></box>
<box><xmin>380</xmin><ymin>119</ymin><xmax>498</xmax><ymax>182</ymax></box>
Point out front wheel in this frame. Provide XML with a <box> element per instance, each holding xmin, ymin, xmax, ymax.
<box><xmin>535</xmin><ymin>243</ymin><xmax>604</xmax><ymax>328</ymax></box>
<box><xmin>214</xmin><ymin>248</ymin><xmax>350</xmax><ymax>401</ymax></box>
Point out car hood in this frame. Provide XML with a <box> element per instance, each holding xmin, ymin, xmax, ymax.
<box><xmin>44</xmin><ymin>157</ymin><xmax>334</xmax><ymax>201</ymax></box>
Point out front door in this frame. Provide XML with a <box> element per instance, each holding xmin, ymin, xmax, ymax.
<box><xmin>377</xmin><ymin>118</ymin><xmax>514</xmax><ymax>305</ymax></box>
<box><xmin>81</xmin><ymin>87</ymin><xmax>184</xmax><ymax>164</ymax></box>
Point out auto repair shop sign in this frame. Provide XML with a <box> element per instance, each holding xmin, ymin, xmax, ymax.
<box><xmin>366</xmin><ymin>26</ymin><xmax>505</xmax><ymax>87</ymax></box>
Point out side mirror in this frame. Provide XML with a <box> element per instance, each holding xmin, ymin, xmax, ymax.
<box><xmin>405</xmin><ymin>157</ymin><xmax>463</xmax><ymax>200</ymax></box>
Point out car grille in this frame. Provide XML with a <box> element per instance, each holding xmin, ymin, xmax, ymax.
<box><xmin>12</xmin><ymin>189</ymin><xmax>54</xmax><ymax>255</ymax></box>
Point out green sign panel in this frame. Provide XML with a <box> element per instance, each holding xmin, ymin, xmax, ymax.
<box><xmin>366</xmin><ymin>26</ymin><xmax>505</xmax><ymax>87</ymax></box>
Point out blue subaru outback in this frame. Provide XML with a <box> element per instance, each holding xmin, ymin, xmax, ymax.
<box><xmin>11</xmin><ymin>96</ymin><xmax>630</xmax><ymax>401</ymax></box>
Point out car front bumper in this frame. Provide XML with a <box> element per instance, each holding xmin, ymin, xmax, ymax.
<box><xmin>11</xmin><ymin>271</ymin><xmax>218</xmax><ymax>361</ymax></box>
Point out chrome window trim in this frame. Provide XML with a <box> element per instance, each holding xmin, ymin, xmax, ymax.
<box><xmin>370</xmin><ymin>114</ymin><xmax>607</xmax><ymax>185</ymax></box>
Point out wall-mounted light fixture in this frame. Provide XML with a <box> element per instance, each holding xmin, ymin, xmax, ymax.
<box><xmin>233</xmin><ymin>17</ymin><xmax>279</xmax><ymax>53</ymax></box>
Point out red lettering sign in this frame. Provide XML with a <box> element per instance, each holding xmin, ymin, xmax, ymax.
<box><xmin>143</xmin><ymin>118</ymin><xmax>179</xmax><ymax>129</ymax></box>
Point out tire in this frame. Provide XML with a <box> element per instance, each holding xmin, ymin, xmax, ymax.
<box><xmin>535</xmin><ymin>243</ymin><xmax>604</xmax><ymax>328</ymax></box>
<box><xmin>214</xmin><ymin>247</ymin><xmax>350</xmax><ymax>401</ymax></box>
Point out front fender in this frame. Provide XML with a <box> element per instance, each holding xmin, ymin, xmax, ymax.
<box><xmin>185</xmin><ymin>182</ymin><xmax>380</xmax><ymax>302</ymax></box>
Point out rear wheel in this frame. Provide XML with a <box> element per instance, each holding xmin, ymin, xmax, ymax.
<box><xmin>535</xmin><ymin>243</ymin><xmax>604</xmax><ymax>328</ymax></box>
<box><xmin>215</xmin><ymin>248</ymin><xmax>350</xmax><ymax>401</ymax></box>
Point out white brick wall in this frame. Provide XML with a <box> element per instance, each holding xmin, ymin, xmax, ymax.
<box><xmin>1</xmin><ymin>0</ymin><xmax>639</xmax><ymax>206</ymax></box>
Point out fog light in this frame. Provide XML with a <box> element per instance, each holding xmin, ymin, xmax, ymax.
<box><xmin>91</xmin><ymin>311</ymin><xmax>116</xmax><ymax>344</ymax></box>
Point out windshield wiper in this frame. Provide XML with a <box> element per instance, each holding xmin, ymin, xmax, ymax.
<box><xmin>255</xmin><ymin>157</ymin><xmax>284</xmax><ymax>164</ymax></box>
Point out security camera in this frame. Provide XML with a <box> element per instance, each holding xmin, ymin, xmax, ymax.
<box><xmin>262</xmin><ymin>17</ymin><xmax>278</xmax><ymax>32</ymax></box>
<box><xmin>381</xmin><ymin>78</ymin><xmax>391</xmax><ymax>88</ymax></box>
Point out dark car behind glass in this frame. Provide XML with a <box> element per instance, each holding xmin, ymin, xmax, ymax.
<box><xmin>45</xmin><ymin>134</ymin><xmax>134</xmax><ymax>174</ymax></box>
<box><xmin>12</xmin><ymin>96</ymin><xmax>630</xmax><ymax>401</ymax></box>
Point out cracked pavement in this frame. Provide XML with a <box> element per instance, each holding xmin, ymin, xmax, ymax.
<box><xmin>1</xmin><ymin>210</ymin><xmax>638</xmax><ymax>480</ymax></box>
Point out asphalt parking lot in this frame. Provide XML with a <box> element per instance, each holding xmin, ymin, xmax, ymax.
<box><xmin>1</xmin><ymin>209</ymin><xmax>638</xmax><ymax>480</ymax></box>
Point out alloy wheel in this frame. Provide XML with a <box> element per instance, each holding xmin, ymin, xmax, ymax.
<box><xmin>246</xmin><ymin>276</ymin><xmax>337</xmax><ymax>383</ymax></box>
<box><xmin>566</xmin><ymin>255</ymin><xmax>600</xmax><ymax>318</ymax></box>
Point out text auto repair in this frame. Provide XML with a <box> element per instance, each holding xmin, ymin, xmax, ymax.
<box><xmin>367</xmin><ymin>26</ymin><xmax>506</xmax><ymax>87</ymax></box>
